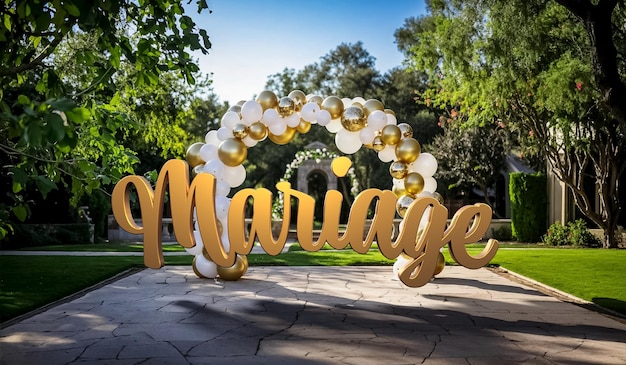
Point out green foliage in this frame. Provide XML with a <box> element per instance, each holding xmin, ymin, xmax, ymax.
<box><xmin>491</xmin><ymin>225</ymin><xmax>513</xmax><ymax>241</ymax></box>
<box><xmin>509</xmin><ymin>172</ymin><xmax>547</xmax><ymax>242</ymax></box>
<box><xmin>0</xmin><ymin>223</ymin><xmax>93</xmax><ymax>249</ymax></box>
<box><xmin>543</xmin><ymin>219</ymin><xmax>602</xmax><ymax>247</ymax></box>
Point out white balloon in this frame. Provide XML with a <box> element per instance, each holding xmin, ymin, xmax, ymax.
<box><xmin>194</xmin><ymin>254</ymin><xmax>218</xmax><ymax>278</ymax></box>
<box><xmin>215</xmin><ymin>196</ymin><xmax>230</xmax><ymax>221</ymax></box>
<box><xmin>335</xmin><ymin>128</ymin><xmax>362</xmax><ymax>155</ymax></box>
<box><xmin>205</xmin><ymin>130</ymin><xmax>220</xmax><ymax>145</ymax></box>
<box><xmin>352</xmin><ymin>96</ymin><xmax>366</xmax><ymax>105</ymax></box>
<box><xmin>392</xmin><ymin>178</ymin><xmax>405</xmax><ymax>189</ymax></box>
<box><xmin>185</xmin><ymin>230</ymin><xmax>204</xmax><ymax>256</ymax></box>
<box><xmin>262</xmin><ymin>108</ymin><xmax>280</xmax><ymax>126</ymax></box>
<box><xmin>241</xmin><ymin>100</ymin><xmax>263</xmax><ymax>124</ymax></box>
<box><xmin>199</xmin><ymin>143</ymin><xmax>218</xmax><ymax>162</ymax></box>
<box><xmin>268</xmin><ymin>119</ymin><xmax>287</xmax><ymax>135</ymax></box>
<box><xmin>220</xmin><ymin>231</ymin><xmax>231</xmax><ymax>254</ymax></box>
<box><xmin>217</xmin><ymin>126</ymin><xmax>233</xmax><ymax>141</ymax></box>
<box><xmin>216</xmin><ymin>180</ymin><xmax>231</xmax><ymax>197</ymax></box>
<box><xmin>393</xmin><ymin>255</ymin><xmax>412</xmax><ymax>278</ymax></box>
<box><xmin>367</xmin><ymin>110</ymin><xmax>387</xmax><ymax>130</ymax></box>
<box><xmin>223</xmin><ymin>164</ymin><xmax>246</xmax><ymax>187</ymax></box>
<box><xmin>285</xmin><ymin>113</ymin><xmax>300</xmax><ymax>128</ymax></box>
<box><xmin>341</xmin><ymin>98</ymin><xmax>352</xmax><ymax>108</ymax></box>
<box><xmin>386</xmin><ymin>113</ymin><xmax>398</xmax><ymax>125</ymax></box>
<box><xmin>325</xmin><ymin>118</ymin><xmax>343</xmax><ymax>133</ymax></box>
<box><xmin>300</xmin><ymin>102</ymin><xmax>320</xmax><ymax>122</ymax></box>
<box><xmin>359</xmin><ymin>126</ymin><xmax>376</xmax><ymax>145</ymax></box>
<box><xmin>242</xmin><ymin>135</ymin><xmax>258</xmax><ymax>147</ymax></box>
<box><xmin>221</xmin><ymin>111</ymin><xmax>240</xmax><ymax>129</ymax></box>
<box><xmin>316</xmin><ymin>109</ymin><xmax>331</xmax><ymax>126</ymax></box>
<box><xmin>423</xmin><ymin>176</ymin><xmax>437</xmax><ymax>193</ymax></box>
<box><xmin>411</xmin><ymin>153</ymin><xmax>438</xmax><ymax>177</ymax></box>
<box><xmin>378</xmin><ymin>145</ymin><xmax>396</xmax><ymax>162</ymax></box>
<box><xmin>204</xmin><ymin>158</ymin><xmax>225</xmax><ymax>177</ymax></box>
<box><xmin>419</xmin><ymin>206</ymin><xmax>432</xmax><ymax>230</ymax></box>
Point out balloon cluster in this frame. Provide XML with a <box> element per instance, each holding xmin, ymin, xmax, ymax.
<box><xmin>185</xmin><ymin>90</ymin><xmax>444</xmax><ymax>281</ymax></box>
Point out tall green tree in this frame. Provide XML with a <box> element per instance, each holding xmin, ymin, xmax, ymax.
<box><xmin>401</xmin><ymin>0</ymin><xmax>625</xmax><ymax>248</ymax></box>
<box><xmin>0</xmin><ymin>0</ymin><xmax>212</xmax><ymax>238</ymax></box>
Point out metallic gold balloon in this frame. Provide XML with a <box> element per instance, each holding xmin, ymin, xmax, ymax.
<box><xmin>268</xmin><ymin>126</ymin><xmax>297</xmax><ymax>145</ymax></box>
<box><xmin>186</xmin><ymin>142</ymin><xmax>205</xmax><ymax>168</ymax></box>
<box><xmin>256</xmin><ymin>90</ymin><xmax>278</xmax><ymax>111</ymax></box>
<box><xmin>392</xmin><ymin>184</ymin><xmax>407</xmax><ymax>198</ymax></box>
<box><xmin>218</xmin><ymin>138</ymin><xmax>247</xmax><ymax>167</ymax></box>
<box><xmin>433</xmin><ymin>192</ymin><xmax>445</xmax><ymax>205</ymax></box>
<box><xmin>278</xmin><ymin>96</ymin><xmax>296</xmax><ymax>117</ymax></box>
<box><xmin>232</xmin><ymin>123</ymin><xmax>248</xmax><ymax>140</ymax></box>
<box><xmin>217</xmin><ymin>254</ymin><xmax>248</xmax><ymax>281</ymax></box>
<box><xmin>296</xmin><ymin>119</ymin><xmax>312</xmax><ymax>134</ymax></box>
<box><xmin>236</xmin><ymin>100</ymin><xmax>247</xmax><ymax>106</ymax></box>
<box><xmin>341</xmin><ymin>105</ymin><xmax>366</xmax><ymax>131</ymax></box>
<box><xmin>404</xmin><ymin>172</ymin><xmax>425</xmax><ymax>195</ymax></box>
<box><xmin>395</xmin><ymin>138</ymin><xmax>421</xmax><ymax>163</ymax></box>
<box><xmin>384</xmin><ymin>108</ymin><xmax>396</xmax><ymax>117</ymax></box>
<box><xmin>389</xmin><ymin>161</ymin><xmax>409</xmax><ymax>179</ymax></box>
<box><xmin>307</xmin><ymin>95</ymin><xmax>323</xmax><ymax>106</ymax></box>
<box><xmin>247</xmin><ymin>122</ymin><xmax>268</xmax><ymax>140</ymax></box>
<box><xmin>192</xmin><ymin>256</ymin><xmax>206</xmax><ymax>278</ymax></box>
<box><xmin>372</xmin><ymin>136</ymin><xmax>385</xmax><ymax>152</ymax></box>
<box><xmin>396</xmin><ymin>194</ymin><xmax>416</xmax><ymax>218</ymax></box>
<box><xmin>351</xmin><ymin>101</ymin><xmax>363</xmax><ymax>108</ymax></box>
<box><xmin>381</xmin><ymin>125</ymin><xmax>402</xmax><ymax>145</ymax></box>
<box><xmin>191</xmin><ymin>164</ymin><xmax>205</xmax><ymax>178</ymax></box>
<box><xmin>398</xmin><ymin>123</ymin><xmax>413</xmax><ymax>139</ymax></box>
<box><xmin>363</xmin><ymin>99</ymin><xmax>384</xmax><ymax>116</ymax></box>
<box><xmin>322</xmin><ymin>96</ymin><xmax>344</xmax><ymax>119</ymax></box>
<box><xmin>434</xmin><ymin>251</ymin><xmax>446</xmax><ymax>275</ymax></box>
<box><xmin>288</xmin><ymin>90</ymin><xmax>307</xmax><ymax>112</ymax></box>
<box><xmin>228</xmin><ymin>104</ymin><xmax>242</xmax><ymax>116</ymax></box>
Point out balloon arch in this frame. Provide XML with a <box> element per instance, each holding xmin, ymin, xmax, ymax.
<box><xmin>184</xmin><ymin>90</ymin><xmax>442</xmax><ymax>281</ymax></box>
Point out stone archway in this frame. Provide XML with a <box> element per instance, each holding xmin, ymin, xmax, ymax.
<box><xmin>296</xmin><ymin>142</ymin><xmax>336</xmax><ymax>195</ymax></box>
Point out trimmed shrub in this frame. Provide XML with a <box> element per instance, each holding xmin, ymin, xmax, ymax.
<box><xmin>543</xmin><ymin>219</ymin><xmax>602</xmax><ymax>247</ymax></box>
<box><xmin>509</xmin><ymin>172</ymin><xmax>547</xmax><ymax>242</ymax></box>
<box><xmin>492</xmin><ymin>225</ymin><xmax>513</xmax><ymax>241</ymax></box>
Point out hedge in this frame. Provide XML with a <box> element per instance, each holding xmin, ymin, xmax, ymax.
<box><xmin>0</xmin><ymin>223</ymin><xmax>94</xmax><ymax>249</ymax></box>
<box><xmin>509</xmin><ymin>172</ymin><xmax>547</xmax><ymax>242</ymax></box>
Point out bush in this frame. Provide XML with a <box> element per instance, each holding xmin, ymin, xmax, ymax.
<box><xmin>543</xmin><ymin>219</ymin><xmax>602</xmax><ymax>247</ymax></box>
<box><xmin>492</xmin><ymin>225</ymin><xmax>513</xmax><ymax>241</ymax></box>
<box><xmin>509</xmin><ymin>172</ymin><xmax>547</xmax><ymax>242</ymax></box>
<box><xmin>0</xmin><ymin>223</ymin><xmax>93</xmax><ymax>249</ymax></box>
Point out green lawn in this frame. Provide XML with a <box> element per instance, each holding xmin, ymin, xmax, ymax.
<box><xmin>1</xmin><ymin>245</ymin><xmax>625</xmax><ymax>323</ymax></box>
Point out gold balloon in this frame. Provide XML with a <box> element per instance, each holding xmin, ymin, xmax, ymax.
<box><xmin>392</xmin><ymin>184</ymin><xmax>407</xmax><ymax>198</ymax></box>
<box><xmin>217</xmin><ymin>254</ymin><xmax>248</xmax><ymax>281</ymax></box>
<box><xmin>228</xmin><ymin>104</ymin><xmax>242</xmax><ymax>116</ymax></box>
<box><xmin>396</xmin><ymin>194</ymin><xmax>416</xmax><ymax>218</ymax></box>
<box><xmin>404</xmin><ymin>172</ymin><xmax>425</xmax><ymax>195</ymax></box>
<box><xmin>434</xmin><ymin>251</ymin><xmax>446</xmax><ymax>275</ymax></box>
<box><xmin>433</xmin><ymin>192</ymin><xmax>445</xmax><ymax>205</ymax></box>
<box><xmin>192</xmin><ymin>256</ymin><xmax>206</xmax><ymax>278</ymax></box>
<box><xmin>363</xmin><ymin>99</ymin><xmax>384</xmax><ymax>116</ymax></box>
<box><xmin>191</xmin><ymin>164</ymin><xmax>205</xmax><ymax>177</ymax></box>
<box><xmin>288</xmin><ymin>90</ymin><xmax>307</xmax><ymax>112</ymax></box>
<box><xmin>218</xmin><ymin>138</ymin><xmax>247</xmax><ymax>167</ymax></box>
<box><xmin>278</xmin><ymin>96</ymin><xmax>296</xmax><ymax>117</ymax></box>
<box><xmin>322</xmin><ymin>96</ymin><xmax>344</xmax><ymax>119</ymax></box>
<box><xmin>372</xmin><ymin>136</ymin><xmax>385</xmax><ymax>152</ymax></box>
<box><xmin>398</xmin><ymin>123</ymin><xmax>413</xmax><ymax>139</ymax></box>
<box><xmin>341</xmin><ymin>105</ymin><xmax>366</xmax><ymax>131</ymax></box>
<box><xmin>381</xmin><ymin>125</ymin><xmax>402</xmax><ymax>145</ymax></box>
<box><xmin>185</xmin><ymin>142</ymin><xmax>205</xmax><ymax>168</ymax></box>
<box><xmin>351</xmin><ymin>101</ymin><xmax>363</xmax><ymax>108</ymax></box>
<box><xmin>307</xmin><ymin>95</ymin><xmax>323</xmax><ymax>106</ymax></box>
<box><xmin>389</xmin><ymin>161</ymin><xmax>409</xmax><ymax>179</ymax></box>
<box><xmin>395</xmin><ymin>138</ymin><xmax>421</xmax><ymax>163</ymax></box>
<box><xmin>296</xmin><ymin>119</ymin><xmax>312</xmax><ymax>134</ymax></box>
<box><xmin>232</xmin><ymin>123</ymin><xmax>248</xmax><ymax>140</ymax></box>
<box><xmin>256</xmin><ymin>90</ymin><xmax>278</xmax><ymax>110</ymax></box>
<box><xmin>268</xmin><ymin>126</ymin><xmax>297</xmax><ymax>145</ymax></box>
<box><xmin>384</xmin><ymin>108</ymin><xmax>396</xmax><ymax>117</ymax></box>
<box><xmin>247</xmin><ymin>122</ymin><xmax>268</xmax><ymax>140</ymax></box>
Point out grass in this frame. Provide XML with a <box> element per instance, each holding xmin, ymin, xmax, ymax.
<box><xmin>1</xmin><ymin>243</ymin><xmax>625</xmax><ymax>323</ymax></box>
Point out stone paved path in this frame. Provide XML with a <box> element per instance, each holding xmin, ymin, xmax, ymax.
<box><xmin>1</xmin><ymin>266</ymin><xmax>625</xmax><ymax>364</ymax></box>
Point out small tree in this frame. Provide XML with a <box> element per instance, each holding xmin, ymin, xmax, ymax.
<box><xmin>510</xmin><ymin>172</ymin><xmax>547</xmax><ymax>242</ymax></box>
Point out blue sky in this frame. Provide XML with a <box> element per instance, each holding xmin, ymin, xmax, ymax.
<box><xmin>188</xmin><ymin>1</ymin><xmax>427</xmax><ymax>105</ymax></box>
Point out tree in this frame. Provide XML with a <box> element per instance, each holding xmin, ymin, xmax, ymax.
<box><xmin>0</xmin><ymin>0</ymin><xmax>212</xmax><ymax>238</ymax></box>
<box><xmin>401</xmin><ymin>0</ymin><xmax>625</xmax><ymax>248</ymax></box>
<box><xmin>430</xmin><ymin>120</ymin><xmax>510</xmax><ymax>217</ymax></box>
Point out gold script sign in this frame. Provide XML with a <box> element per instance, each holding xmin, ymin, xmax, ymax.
<box><xmin>112</xmin><ymin>159</ymin><xmax>499</xmax><ymax>287</ymax></box>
